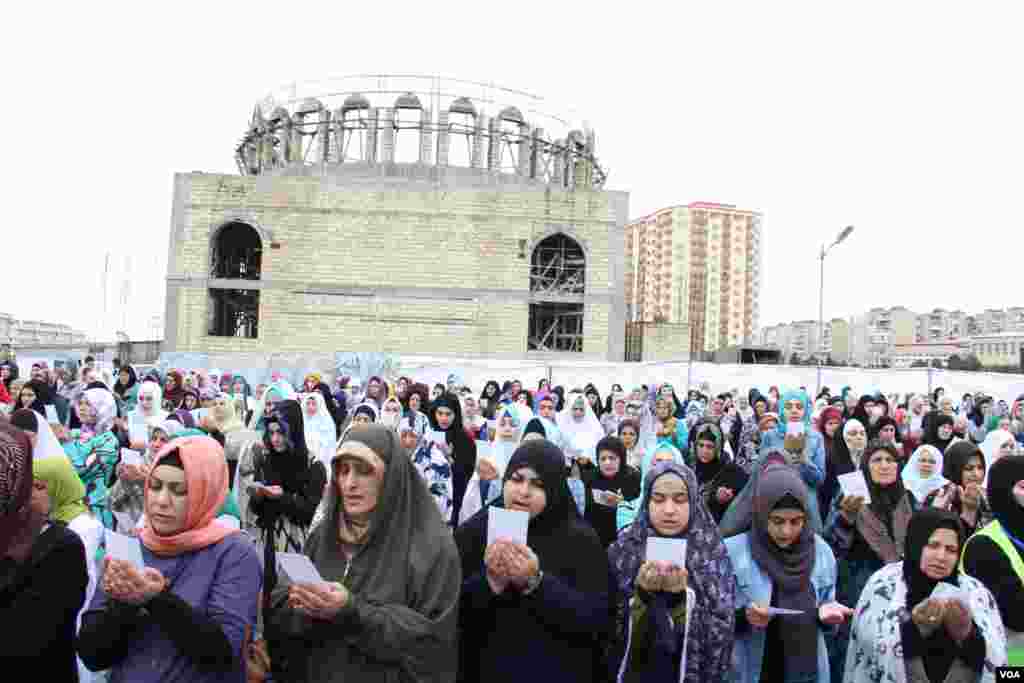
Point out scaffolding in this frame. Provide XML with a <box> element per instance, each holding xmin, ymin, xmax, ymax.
<box><xmin>528</xmin><ymin>234</ymin><xmax>585</xmax><ymax>352</ymax></box>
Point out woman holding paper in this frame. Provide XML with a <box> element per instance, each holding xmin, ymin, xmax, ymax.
<box><xmin>617</xmin><ymin>441</ymin><xmax>688</xmax><ymax>532</ymax></box>
<box><xmin>823</xmin><ymin>440</ymin><xmax>918</xmax><ymax>683</ymax></box>
<box><xmin>60</xmin><ymin>388</ymin><xmax>120</xmax><ymax>529</ymax></box>
<box><xmin>607</xmin><ymin>460</ymin><xmax>735</xmax><ymax>682</ymax></box>
<box><xmin>845</xmin><ymin>508</ymin><xmax>1006</xmax><ymax>682</ymax></box>
<box><xmin>266</xmin><ymin>423</ymin><xmax>461</xmax><ymax>682</ymax></box>
<box><xmin>921</xmin><ymin>441</ymin><xmax>992</xmax><ymax>536</ymax></box>
<box><xmin>691</xmin><ymin>422</ymin><xmax>749</xmax><ymax>524</ymax></box>
<box><xmin>583</xmin><ymin>435</ymin><xmax>640</xmax><ymax>548</ymax></box>
<box><xmin>455</xmin><ymin>439</ymin><xmax>611</xmax><ymax>683</ymax></box>
<box><xmin>429</xmin><ymin>393</ymin><xmax>476</xmax><ymax>529</ymax></box>
<box><xmin>400</xmin><ymin>417</ymin><xmax>453</xmax><ymax>522</ymax></box>
<box><xmin>127</xmin><ymin>380</ymin><xmax>168</xmax><ymax>433</ymax></box>
<box><xmin>77</xmin><ymin>435</ymin><xmax>262</xmax><ymax>682</ymax></box>
<box><xmin>726</xmin><ymin>464</ymin><xmax>847</xmax><ymax>683</ymax></box>
<box><xmin>756</xmin><ymin>390</ymin><xmax>826</xmax><ymax>527</ymax></box>
<box><xmin>301</xmin><ymin>391</ymin><xmax>339</xmax><ymax>470</ymax></box>
<box><xmin>459</xmin><ymin>404</ymin><xmax>524</xmax><ymax>527</ymax></box>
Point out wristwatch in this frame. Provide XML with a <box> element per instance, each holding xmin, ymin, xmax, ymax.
<box><xmin>523</xmin><ymin>570</ymin><xmax>544</xmax><ymax>595</ymax></box>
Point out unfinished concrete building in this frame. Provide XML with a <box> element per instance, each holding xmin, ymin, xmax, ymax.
<box><xmin>164</xmin><ymin>75</ymin><xmax>629</xmax><ymax>359</ymax></box>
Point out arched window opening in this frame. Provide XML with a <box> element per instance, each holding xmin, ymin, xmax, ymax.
<box><xmin>393</xmin><ymin>93</ymin><xmax>422</xmax><ymax>164</ymax></box>
<box><xmin>498</xmin><ymin>106</ymin><xmax>525</xmax><ymax>173</ymax></box>
<box><xmin>448</xmin><ymin>97</ymin><xmax>476</xmax><ymax>167</ymax></box>
<box><xmin>528</xmin><ymin>233</ymin><xmax>585</xmax><ymax>353</ymax></box>
<box><xmin>530</xmin><ymin>233</ymin><xmax>584</xmax><ymax>296</ymax></box>
<box><xmin>339</xmin><ymin>94</ymin><xmax>371</xmax><ymax>162</ymax></box>
<box><xmin>208</xmin><ymin>289</ymin><xmax>260</xmax><ymax>339</ymax></box>
<box><xmin>211</xmin><ymin>222</ymin><xmax>262</xmax><ymax>280</ymax></box>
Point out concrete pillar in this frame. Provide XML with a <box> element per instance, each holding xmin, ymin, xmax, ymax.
<box><xmin>552</xmin><ymin>139</ymin><xmax>565</xmax><ymax>188</ymax></box>
<box><xmin>487</xmin><ymin>117</ymin><xmax>501</xmax><ymax>172</ymax></box>
<box><xmin>518</xmin><ymin>125</ymin><xmax>532</xmax><ymax>177</ymax></box>
<box><xmin>380</xmin><ymin>108</ymin><xmax>395</xmax><ymax>163</ymax></box>
<box><xmin>365</xmin><ymin>108</ymin><xmax>379</xmax><ymax>163</ymax></box>
<box><xmin>435</xmin><ymin>110</ymin><xmax>450</xmax><ymax>166</ymax></box>
<box><xmin>419</xmin><ymin>108</ymin><xmax>433</xmax><ymax>165</ymax></box>
<box><xmin>530</xmin><ymin>127</ymin><xmax>544</xmax><ymax>179</ymax></box>
<box><xmin>472</xmin><ymin>114</ymin><xmax>487</xmax><ymax>169</ymax></box>
<box><xmin>318</xmin><ymin>109</ymin><xmax>331</xmax><ymax>163</ymax></box>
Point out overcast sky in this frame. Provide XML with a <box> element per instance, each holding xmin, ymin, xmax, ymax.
<box><xmin>3</xmin><ymin>2</ymin><xmax>1021</xmax><ymax>340</ymax></box>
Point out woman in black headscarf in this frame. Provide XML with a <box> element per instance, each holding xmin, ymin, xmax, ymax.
<box><xmin>961</xmin><ymin>455</ymin><xmax>1024</xmax><ymax>665</ymax></box>
<box><xmin>728</xmin><ymin>464</ymin><xmax>847</xmax><ymax>683</ymax></box>
<box><xmin>584</xmin><ymin>383</ymin><xmax>605</xmax><ymax>419</ymax></box>
<box><xmin>16</xmin><ymin>379</ymin><xmax>50</xmax><ymax>415</ymax></box>
<box><xmin>846</xmin><ymin>508</ymin><xmax>1005</xmax><ymax>682</ymax></box>
<box><xmin>583</xmin><ymin>435</ymin><xmax>640</xmax><ymax>548</ymax></box>
<box><xmin>850</xmin><ymin>395</ymin><xmax>877</xmax><ymax>428</ymax></box>
<box><xmin>455</xmin><ymin>439</ymin><xmax>612</xmax><ymax>683</ymax></box>
<box><xmin>822</xmin><ymin>439</ymin><xmax>918</xmax><ymax>682</ymax></box>
<box><xmin>245</xmin><ymin>400</ymin><xmax>327</xmax><ymax>601</ymax></box>
<box><xmin>480</xmin><ymin>380</ymin><xmax>501</xmax><ymax>420</ymax></box>
<box><xmin>922</xmin><ymin>440</ymin><xmax>992</xmax><ymax>537</ymax></box>
<box><xmin>267</xmin><ymin>424</ymin><xmax>461</xmax><ymax>682</ymax></box>
<box><xmin>691</xmin><ymin>421</ymin><xmax>749</xmax><ymax>523</ymax></box>
<box><xmin>429</xmin><ymin>393</ymin><xmax>476</xmax><ymax>527</ymax></box>
<box><xmin>923</xmin><ymin>413</ymin><xmax>956</xmax><ymax>453</ymax></box>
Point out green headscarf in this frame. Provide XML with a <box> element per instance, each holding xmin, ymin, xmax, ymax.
<box><xmin>33</xmin><ymin>455</ymin><xmax>88</xmax><ymax>524</ymax></box>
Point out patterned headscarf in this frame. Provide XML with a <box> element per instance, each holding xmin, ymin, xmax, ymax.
<box><xmin>82</xmin><ymin>388</ymin><xmax>116</xmax><ymax>435</ymax></box>
<box><xmin>0</xmin><ymin>423</ymin><xmax>33</xmax><ymax>553</ymax></box>
<box><xmin>608</xmin><ymin>462</ymin><xmax>736</xmax><ymax>682</ymax></box>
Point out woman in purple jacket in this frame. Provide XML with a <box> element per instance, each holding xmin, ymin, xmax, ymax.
<box><xmin>77</xmin><ymin>435</ymin><xmax>262</xmax><ymax>682</ymax></box>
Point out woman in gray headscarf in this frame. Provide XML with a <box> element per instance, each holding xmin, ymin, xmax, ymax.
<box><xmin>266</xmin><ymin>423</ymin><xmax>461</xmax><ymax>682</ymax></box>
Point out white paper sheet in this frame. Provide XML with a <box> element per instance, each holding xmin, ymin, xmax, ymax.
<box><xmin>837</xmin><ymin>471</ymin><xmax>872</xmax><ymax>504</ymax></box>
<box><xmin>428</xmin><ymin>430</ymin><xmax>448</xmax><ymax>448</ymax></box>
<box><xmin>645</xmin><ymin>537</ymin><xmax>687</xmax><ymax>565</ymax></box>
<box><xmin>592</xmin><ymin>489</ymin><xmax>620</xmax><ymax>507</ymax></box>
<box><xmin>112</xmin><ymin>510</ymin><xmax>138</xmax><ymax>535</ymax></box>
<box><xmin>766</xmin><ymin>607</ymin><xmax>804</xmax><ymax>616</ymax></box>
<box><xmin>44</xmin><ymin>404</ymin><xmax>59</xmax><ymax>424</ymax></box>
<box><xmin>129</xmin><ymin>422</ymin><xmax>148</xmax><ymax>446</ymax></box>
<box><xmin>105</xmin><ymin>529</ymin><xmax>145</xmax><ymax>569</ymax></box>
<box><xmin>930</xmin><ymin>581</ymin><xmax>976</xmax><ymax>619</ymax></box>
<box><xmin>120</xmin><ymin>449</ymin><xmax>144</xmax><ymax>467</ymax></box>
<box><xmin>786</xmin><ymin>421</ymin><xmax>805</xmax><ymax>437</ymax></box>
<box><xmin>487</xmin><ymin>507</ymin><xmax>529</xmax><ymax>547</ymax></box>
<box><xmin>475</xmin><ymin>440</ymin><xmax>492</xmax><ymax>464</ymax></box>
<box><xmin>278</xmin><ymin>552</ymin><xmax>325</xmax><ymax>584</ymax></box>
<box><xmin>191</xmin><ymin>408</ymin><xmax>209</xmax><ymax>422</ymax></box>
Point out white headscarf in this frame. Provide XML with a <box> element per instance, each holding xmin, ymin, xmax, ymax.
<box><xmin>901</xmin><ymin>445</ymin><xmax>948</xmax><ymax>501</ymax></box>
<box><xmin>556</xmin><ymin>391</ymin><xmax>605</xmax><ymax>458</ymax></box>
<box><xmin>29</xmin><ymin>410</ymin><xmax>64</xmax><ymax>461</ymax></box>
<box><xmin>843</xmin><ymin>418</ymin><xmax>867</xmax><ymax>469</ymax></box>
<box><xmin>300</xmin><ymin>391</ymin><xmax>337</xmax><ymax>459</ymax></box>
<box><xmin>981</xmin><ymin>428</ymin><xmax>1017</xmax><ymax>486</ymax></box>
<box><xmin>130</xmin><ymin>380</ymin><xmax>168</xmax><ymax>427</ymax></box>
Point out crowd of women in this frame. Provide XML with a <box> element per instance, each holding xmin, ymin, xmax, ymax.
<box><xmin>1</xmin><ymin>359</ymin><xmax>1022</xmax><ymax>682</ymax></box>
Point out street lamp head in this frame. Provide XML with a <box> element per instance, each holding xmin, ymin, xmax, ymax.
<box><xmin>835</xmin><ymin>225</ymin><xmax>854</xmax><ymax>245</ymax></box>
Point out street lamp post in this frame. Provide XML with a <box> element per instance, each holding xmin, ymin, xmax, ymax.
<box><xmin>818</xmin><ymin>226</ymin><xmax>855</xmax><ymax>391</ymax></box>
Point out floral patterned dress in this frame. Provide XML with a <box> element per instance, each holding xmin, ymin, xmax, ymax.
<box><xmin>63</xmin><ymin>430</ymin><xmax>120</xmax><ymax>529</ymax></box>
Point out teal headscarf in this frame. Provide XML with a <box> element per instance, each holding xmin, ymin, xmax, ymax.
<box><xmin>618</xmin><ymin>441</ymin><xmax>687</xmax><ymax>531</ymax></box>
<box><xmin>775</xmin><ymin>389</ymin><xmax>812</xmax><ymax>438</ymax></box>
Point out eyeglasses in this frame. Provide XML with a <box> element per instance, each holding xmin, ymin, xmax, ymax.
<box><xmin>869</xmin><ymin>455</ymin><xmax>899</xmax><ymax>466</ymax></box>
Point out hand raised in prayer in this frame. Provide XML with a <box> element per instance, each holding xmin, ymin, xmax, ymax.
<box><xmin>818</xmin><ymin>602</ymin><xmax>854</xmax><ymax>626</ymax></box>
<box><xmin>104</xmin><ymin>557</ymin><xmax>166</xmax><ymax>606</ymax></box>
<box><xmin>839</xmin><ymin>495</ymin><xmax>865</xmax><ymax>524</ymax></box>
<box><xmin>960</xmin><ymin>483</ymin><xmax>982</xmax><ymax>511</ymax></box>
<box><xmin>783</xmin><ymin>433</ymin><xmax>806</xmax><ymax>456</ymax></box>
<box><xmin>911</xmin><ymin>598</ymin><xmax>948</xmax><ymax>637</ymax></box>
<box><xmin>504</xmin><ymin>542</ymin><xmax>540</xmax><ymax>590</ymax></box>
<box><xmin>746</xmin><ymin>603</ymin><xmax>772</xmax><ymax>629</ymax></box>
<box><xmin>941</xmin><ymin>597</ymin><xmax>973</xmax><ymax>642</ymax></box>
<box><xmin>289</xmin><ymin>582</ymin><xmax>348</xmax><ymax>621</ymax></box>
<box><xmin>635</xmin><ymin>561</ymin><xmax>665</xmax><ymax>593</ymax></box>
<box><xmin>660</xmin><ymin>563</ymin><xmax>688</xmax><ymax>594</ymax></box>
<box><xmin>716</xmin><ymin>487</ymin><xmax>735</xmax><ymax>505</ymax></box>
<box><xmin>931</xmin><ymin>485</ymin><xmax>953</xmax><ymax>510</ymax></box>
<box><xmin>263</xmin><ymin>485</ymin><xmax>284</xmax><ymax>499</ymax></box>
<box><xmin>484</xmin><ymin>540</ymin><xmax>513</xmax><ymax>594</ymax></box>
<box><xmin>118</xmin><ymin>463</ymin><xmax>149</xmax><ymax>482</ymax></box>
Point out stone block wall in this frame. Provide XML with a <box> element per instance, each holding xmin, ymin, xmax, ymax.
<box><xmin>165</xmin><ymin>172</ymin><xmax>626</xmax><ymax>359</ymax></box>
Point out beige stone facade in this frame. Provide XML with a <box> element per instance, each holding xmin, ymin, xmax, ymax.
<box><xmin>164</xmin><ymin>172</ymin><xmax>628</xmax><ymax>359</ymax></box>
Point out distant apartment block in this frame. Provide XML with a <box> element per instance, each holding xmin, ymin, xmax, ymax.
<box><xmin>625</xmin><ymin>202</ymin><xmax>762</xmax><ymax>358</ymax></box>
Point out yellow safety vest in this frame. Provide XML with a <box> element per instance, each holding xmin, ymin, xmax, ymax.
<box><xmin>961</xmin><ymin>520</ymin><xmax>1024</xmax><ymax>666</ymax></box>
